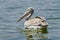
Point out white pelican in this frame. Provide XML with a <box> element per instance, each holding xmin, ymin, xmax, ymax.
<box><xmin>17</xmin><ymin>7</ymin><xmax>48</xmax><ymax>29</ymax></box>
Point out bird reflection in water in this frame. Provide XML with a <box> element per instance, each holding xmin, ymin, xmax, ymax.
<box><xmin>23</xmin><ymin>26</ymin><xmax>48</xmax><ymax>40</ymax></box>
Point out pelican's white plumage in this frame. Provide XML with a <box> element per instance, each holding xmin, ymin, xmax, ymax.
<box><xmin>17</xmin><ymin>7</ymin><xmax>48</xmax><ymax>29</ymax></box>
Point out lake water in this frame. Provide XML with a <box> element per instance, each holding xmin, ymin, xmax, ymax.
<box><xmin>0</xmin><ymin>0</ymin><xmax>60</xmax><ymax>40</ymax></box>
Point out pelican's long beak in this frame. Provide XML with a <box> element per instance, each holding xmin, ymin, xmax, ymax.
<box><xmin>16</xmin><ymin>12</ymin><xmax>30</xmax><ymax>23</ymax></box>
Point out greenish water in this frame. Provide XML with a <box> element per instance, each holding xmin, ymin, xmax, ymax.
<box><xmin>0</xmin><ymin>0</ymin><xmax>60</xmax><ymax>40</ymax></box>
<box><xmin>20</xmin><ymin>27</ymin><xmax>48</xmax><ymax>40</ymax></box>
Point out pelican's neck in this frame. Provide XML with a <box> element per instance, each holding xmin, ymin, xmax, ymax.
<box><xmin>26</xmin><ymin>13</ymin><xmax>33</xmax><ymax>20</ymax></box>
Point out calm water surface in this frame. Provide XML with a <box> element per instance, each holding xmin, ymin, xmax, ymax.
<box><xmin>0</xmin><ymin>0</ymin><xmax>60</xmax><ymax>40</ymax></box>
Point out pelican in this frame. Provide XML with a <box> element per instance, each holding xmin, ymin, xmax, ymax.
<box><xmin>17</xmin><ymin>7</ymin><xmax>48</xmax><ymax>29</ymax></box>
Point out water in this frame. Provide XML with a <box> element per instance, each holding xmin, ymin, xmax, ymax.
<box><xmin>0</xmin><ymin>0</ymin><xmax>60</xmax><ymax>40</ymax></box>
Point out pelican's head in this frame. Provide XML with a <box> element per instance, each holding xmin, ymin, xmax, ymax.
<box><xmin>17</xmin><ymin>7</ymin><xmax>34</xmax><ymax>22</ymax></box>
<box><xmin>26</xmin><ymin>7</ymin><xmax>34</xmax><ymax>13</ymax></box>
